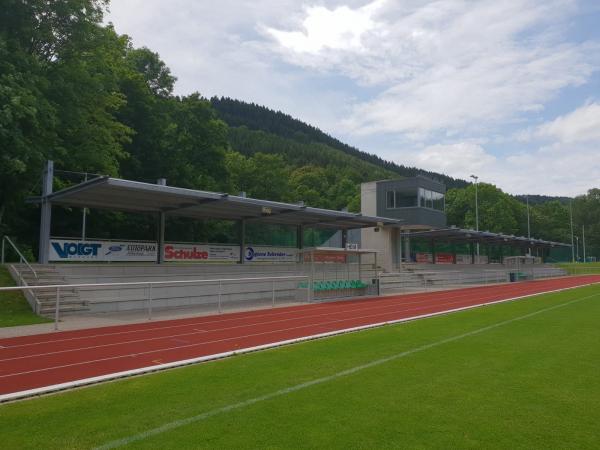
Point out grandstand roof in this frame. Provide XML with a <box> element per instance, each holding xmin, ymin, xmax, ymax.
<box><xmin>41</xmin><ymin>176</ymin><xmax>402</xmax><ymax>230</ymax></box>
<box><xmin>402</xmin><ymin>227</ymin><xmax>570</xmax><ymax>248</ymax></box>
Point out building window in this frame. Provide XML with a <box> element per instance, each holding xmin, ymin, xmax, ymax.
<box><xmin>386</xmin><ymin>190</ymin><xmax>395</xmax><ymax>209</ymax></box>
<box><xmin>386</xmin><ymin>188</ymin><xmax>418</xmax><ymax>209</ymax></box>
<box><xmin>418</xmin><ymin>188</ymin><xmax>445</xmax><ymax>211</ymax></box>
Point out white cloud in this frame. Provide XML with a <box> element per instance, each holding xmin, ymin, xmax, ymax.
<box><xmin>384</xmin><ymin>101</ymin><xmax>600</xmax><ymax>196</ymax></box>
<box><xmin>266</xmin><ymin>1</ymin><xmax>386</xmax><ymax>54</ymax></box>
<box><xmin>533</xmin><ymin>102</ymin><xmax>600</xmax><ymax>143</ymax></box>
<box><xmin>267</xmin><ymin>0</ymin><xmax>598</xmax><ymax>137</ymax></box>
<box><xmin>401</xmin><ymin>142</ymin><xmax>497</xmax><ymax>181</ymax></box>
<box><xmin>105</xmin><ymin>1</ymin><xmax>600</xmax><ymax>196</ymax></box>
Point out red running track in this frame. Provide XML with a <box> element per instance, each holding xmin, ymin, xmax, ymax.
<box><xmin>1</xmin><ymin>275</ymin><xmax>599</xmax><ymax>399</ymax></box>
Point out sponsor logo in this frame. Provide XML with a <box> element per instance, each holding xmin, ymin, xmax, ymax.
<box><xmin>245</xmin><ymin>246</ymin><xmax>255</xmax><ymax>261</ymax></box>
<box><xmin>164</xmin><ymin>245</ymin><xmax>208</xmax><ymax>260</ymax></box>
<box><xmin>105</xmin><ymin>245</ymin><xmax>124</xmax><ymax>256</ymax></box>
<box><xmin>51</xmin><ymin>242</ymin><xmax>102</xmax><ymax>259</ymax></box>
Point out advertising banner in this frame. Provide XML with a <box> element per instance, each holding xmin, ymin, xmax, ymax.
<box><xmin>415</xmin><ymin>252</ymin><xmax>433</xmax><ymax>263</ymax></box>
<box><xmin>244</xmin><ymin>246</ymin><xmax>297</xmax><ymax>263</ymax></box>
<box><xmin>435</xmin><ymin>253</ymin><xmax>454</xmax><ymax>264</ymax></box>
<box><xmin>304</xmin><ymin>252</ymin><xmax>347</xmax><ymax>263</ymax></box>
<box><xmin>49</xmin><ymin>239</ymin><xmax>157</xmax><ymax>262</ymax></box>
<box><xmin>163</xmin><ymin>243</ymin><xmax>297</xmax><ymax>263</ymax></box>
<box><xmin>456</xmin><ymin>254</ymin><xmax>473</xmax><ymax>264</ymax></box>
<box><xmin>163</xmin><ymin>243</ymin><xmax>240</xmax><ymax>262</ymax></box>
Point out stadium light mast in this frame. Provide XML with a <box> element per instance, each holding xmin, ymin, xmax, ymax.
<box><xmin>526</xmin><ymin>195</ymin><xmax>531</xmax><ymax>256</ymax></box>
<box><xmin>582</xmin><ymin>225</ymin><xmax>586</xmax><ymax>262</ymax></box>
<box><xmin>569</xmin><ymin>200</ymin><xmax>575</xmax><ymax>263</ymax></box>
<box><xmin>470</xmin><ymin>174</ymin><xmax>480</xmax><ymax>258</ymax></box>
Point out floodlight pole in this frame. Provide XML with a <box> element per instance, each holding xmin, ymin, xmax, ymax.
<box><xmin>526</xmin><ymin>195</ymin><xmax>532</xmax><ymax>256</ymax></box>
<box><xmin>575</xmin><ymin>236</ymin><xmax>579</xmax><ymax>262</ymax></box>
<box><xmin>569</xmin><ymin>200</ymin><xmax>575</xmax><ymax>263</ymax></box>
<box><xmin>470</xmin><ymin>174</ymin><xmax>479</xmax><ymax>259</ymax></box>
<box><xmin>38</xmin><ymin>160</ymin><xmax>54</xmax><ymax>264</ymax></box>
<box><xmin>582</xmin><ymin>225</ymin><xmax>586</xmax><ymax>262</ymax></box>
<box><xmin>81</xmin><ymin>172</ymin><xmax>88</xmax><ymax>240</ymax></box>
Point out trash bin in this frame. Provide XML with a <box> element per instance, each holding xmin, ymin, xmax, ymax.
<box><xmin>509</xmin><ymin>272</ymin><xmax>516</xmax><ymax>282</ymax></box>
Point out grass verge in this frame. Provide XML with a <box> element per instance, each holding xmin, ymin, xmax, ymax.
<box><xmin>557</xmin><ymin>262</ymin><xmax>600</xmax><ymax>275</ymax></box>
<box><xmin>1</xmin><ymin>284</ymin><xmax>599</xmax><ymax>449</ymax></box>
<box><xmin>0</xmin><ymin>266</ymin><xmax>51</xmax><ymax>328</ymax></box>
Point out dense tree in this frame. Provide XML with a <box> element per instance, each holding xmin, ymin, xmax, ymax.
<box><xmin>1</xmin><ymin>0</ymin><xmax>598</xmax><ymax>261</ymax></box>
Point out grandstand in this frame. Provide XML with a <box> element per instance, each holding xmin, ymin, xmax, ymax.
<box><xmin>3</xmin><ymin>163</ymin><xmax>572</xmax><ymax>320</ymax></box>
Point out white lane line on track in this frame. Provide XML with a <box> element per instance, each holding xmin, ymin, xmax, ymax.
<box><xmin>1</xmin><ymin>282</ymin><xmax>598</xmax><ymax>403</ymax></box>
<box><xmin>0</xmin><ymin>289</ymin><xmax>516</xmax><ymax>362</ymax></box>
<box><xmin>93</xmin><ymin>289</ymin><xmax>600</xmax><ymax>450</ymax></box>
<box><xmin>0</xmin><ymin>285</ymin><xmax>493</xmax><ymax>348</ymax></box>
<box><xmin>0</xmin><ymin>279</ymin><xmax>583</xmax><ymax>350</ymax></box>
<box><xmin>0</xmin><ymin>295</ymin><xmax>507</xmax><ymax>374</ymax></box>
<box><xmin>1</xmin><ymin>282</ymin><xmax>598</xmax><ymax>379</ymax></box>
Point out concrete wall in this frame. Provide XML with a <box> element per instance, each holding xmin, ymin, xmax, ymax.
<box><xmin>361</xmin><ymin>181</ymin><xmax>393</xmax><ymax>271</ymax></box>
<box><xmin>51</xmin><ymin>261</ymin><xmax>378</xmax><ymax>314</ymax></box>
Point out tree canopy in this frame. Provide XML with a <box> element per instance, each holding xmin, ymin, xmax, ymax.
<box><xmin>0</xmin><ymin>0</ymin><xmax>598</xmax><ymax>260</ymax></box>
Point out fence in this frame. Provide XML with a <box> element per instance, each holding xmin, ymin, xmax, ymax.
<box><xmin>0</xmin><ymin>275</ymin><xmax>309</xmax><ymax>330</ymax></box>
<box><xmin>378</xmin><ymin>266</ymin><xmax>568</xmax><ymax>295</ymax></box>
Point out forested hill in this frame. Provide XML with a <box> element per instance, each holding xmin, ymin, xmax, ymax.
<box><xmin>210</xmin><ymin>97</ymin><xmax>469</xmax><ymax>190</ymax></box>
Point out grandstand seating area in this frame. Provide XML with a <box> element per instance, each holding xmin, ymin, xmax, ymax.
<box><xmin>9</xmin><ymin>259</ymin><xmax>567</xmax><ymax>317</ymax></box>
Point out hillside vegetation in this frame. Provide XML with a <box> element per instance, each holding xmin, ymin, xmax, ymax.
<box><xmin>0</xmin><ymin>0</ymin><xmax>598</xmax><ymax>260</ymax></box>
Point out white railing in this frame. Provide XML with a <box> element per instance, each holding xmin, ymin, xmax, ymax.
<box><xmin>1</xmin><ymin>236</ymin><xmax>37</xmax><ymax>279</ymax></box>
<box><xmin>0</xmin><ymin>275</ymin><xmax>310</xmax><ymax>331</ymax></box>
<box><xmin>378</xmin><ymin>266</ymin><xmax>568</xmax><ymax>295</ymax></box>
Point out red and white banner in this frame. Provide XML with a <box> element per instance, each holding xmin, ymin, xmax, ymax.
<box><xmin>435</xmin><ymin>253</ymin><xmax>454</xmax><ymax>264</ymax></box>
<box><xmin>304</xmin><ymin>252</ymin><xmax>347</xmax><ymax>263</ymax></box>
<box><xmin>163</xmin><ymin>244</ymin><xmax>240</xmax><ymax>262</ymax></box>
<box><xmin>416</xmin><ymin>252</ymin><xmax>433</xmax><ymax>263</ymax></box>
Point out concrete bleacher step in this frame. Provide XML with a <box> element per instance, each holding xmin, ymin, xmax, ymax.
<box><xmin>10</xmin><ymin>264</ymin><xmax>89</xmax><ymax>315</ymax></box>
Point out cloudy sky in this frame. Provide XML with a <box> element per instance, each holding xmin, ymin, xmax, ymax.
<box><xmin>107</xmin><ymin>0</ymin><xmax>600</xmax><ymax>196</ymax></box>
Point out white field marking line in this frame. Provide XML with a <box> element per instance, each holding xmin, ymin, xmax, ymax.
<box><xmin>0</xmin><ymin>288</ymin><xmax>479</xmax><ymax>351</ymax></box>
<box><xmin>0</xmin><ymin>284</ymin><xmax>538</xmax><ymax>361</ymax></box>
<box><xmin>1</xmin><ymin>280</ymin><xmax>596</xmax><ymax>369</ymax></box>
<box><xmin>93</xmin><ymin>289</ymin><xmax>600</xmax><ymax>450</ymax></box>
<box><xmin>1</xmin><ymin>278</ymin><xmax>584</xmax><ymax>349</ymax></box>
<box><xmin>0</xmin><ymin>293</ymin><xmax>522</xmax><ymax>373</ymax></box>
<box><xmin>11</xmin><ymin>275</ymin><xmax>596</xmax><ymax>349</ymax></box>
<box><xmin>2</xmin><ymin>283</ymin><xmax>598</xmax><ymax>381</ymax></box>
<box><xmin>2</xmin><ymin>280</ymin><xmax>583</xmax><ymax>368</ymax></box>
<box><xmin>1</xmin><ymin>282</ymin><xmax>598</xmax><ymax>404</ymax></box>
<box><xmin>0</xmin><ymin>283</ymin><xmax>498</xmax><ymax>348</ymax></box>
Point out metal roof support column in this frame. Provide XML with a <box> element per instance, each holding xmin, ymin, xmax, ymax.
<box><xmin>431</xmin><ymin>239</ymin><xmax>436</xmax><ymax>264</ymax></box>
<box><xmin>156</xmin><ymin>178</ymin><xmax>167</xmax><ymax>264</ymax></box>
<box><xmin>341</xmin><ymin>229</ymin><xmax>348</xmax><ymax>249</ymax></box>
<box><xmin>239</xmin><ymin>219</ymin><xmax>246</xmax><ymax>264</ymax></box>
<box><xmin>297</xmin><ymin>225</ymin><xmax>304</xmax><ymax>250</ymax></box>
<box><xmin>38</xmin><ymin>160</ymin><xmax>54</xmax><ymax>264</ymax></box>
<box><xmin>404</xmin><ymin>232</ymin><xmax>410</xmax><ymax>264</ymax></box>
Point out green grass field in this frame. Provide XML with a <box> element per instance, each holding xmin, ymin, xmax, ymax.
<box><xmin>1</xmin><ymin>284</ymin><xmax>600</xmax><ymax>449</ymax></box>
<box><xmin>557</xmin><ymin>262</ymin><xmax>600</xmax><ymax>275</ymax></box>
<box><xmin>0</xmin><ymin>266</ymin><xmax>51</xmax><ymax>328</ymax></box>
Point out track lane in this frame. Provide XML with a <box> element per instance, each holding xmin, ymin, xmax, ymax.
<box><xmin>1</xmin><ymin>275</ymin><xmax>598</xmax><ymax>396</ymax></box>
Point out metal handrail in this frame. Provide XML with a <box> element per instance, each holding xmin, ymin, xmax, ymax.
<box><xmin>0</xmin><ymin>275</ymin><xmax>308</xmax><ymax>292</ymax></box>
<box><xmin>1</xmin><ymin>236</ymin><xmax>37</xmax><ymax>279</ymax></box>
<box><xmin>0</xmin><ymin>274</ymin><xmax>311</xmax><ymax>331</ymax></box>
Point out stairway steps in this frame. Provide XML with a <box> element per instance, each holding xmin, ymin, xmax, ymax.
<box><xmin>10</xmin><ymin>264</ymin><xmax>89</xmax><ymax>314</ymax></box>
